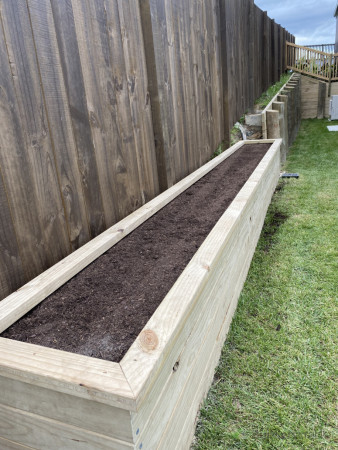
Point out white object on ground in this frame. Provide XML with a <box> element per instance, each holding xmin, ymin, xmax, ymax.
<box><xmin>327</xmin><ymin>125</ymin><xmax>338</xmax><ymax>131</ymax></box>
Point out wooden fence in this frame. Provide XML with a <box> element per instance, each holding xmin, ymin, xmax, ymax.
<box><xmin>0</xmin><ymin>0</ymin><xmax>294</xmax><ymax>300</ymax></box>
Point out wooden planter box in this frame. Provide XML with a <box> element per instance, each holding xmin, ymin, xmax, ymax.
<box><xmin>0</xmin><ymin>139</ymin><xmax>281</xmax><ymax>450</ymax></box>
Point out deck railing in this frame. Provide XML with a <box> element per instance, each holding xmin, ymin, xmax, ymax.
<box><xmin>305</xmin><ymin>44</ymin><xmax>335</xmax><ymax>54</ymax></box>
<box><xmin>286</xmin><ymin>42</ymin><xmax>338</xmax><ymax>82</ymax></box>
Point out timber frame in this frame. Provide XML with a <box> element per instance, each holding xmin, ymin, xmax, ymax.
<box><xmin>0</xmin><ymin>139</ymin><xmax>282</xmax><ymax>449</ymax></box>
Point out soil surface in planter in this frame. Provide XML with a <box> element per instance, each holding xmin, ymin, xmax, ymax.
<box><xmin>2</xmin><ymin>144</ymin><xmax>271</xmax><ymax>362</ymax></box>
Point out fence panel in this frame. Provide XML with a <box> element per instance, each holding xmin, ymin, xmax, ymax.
<box><xmin>0</xmin><ymin>0</ymin><xmax>293</xmax><ymax>300</ymax></box>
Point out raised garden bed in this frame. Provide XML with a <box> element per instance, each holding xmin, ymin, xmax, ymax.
<box><xmin>0</xmin><ymin>139</ymin><xmax>281</xmax><ymax>449</ymax></box>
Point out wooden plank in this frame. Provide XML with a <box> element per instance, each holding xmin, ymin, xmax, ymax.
<box><xmin>273</xmin><ymin>21</ymin><xmax>279</xmax><ymax>82</ymax></box>
<box><xmin>210</xmin><ymin>0</ymin><xmax>224</xmax><ymax>147</ymax></box>
<box><xmin>70</xmin><ymin>0</ymin><xmax>142</xmax><ymax>224</ymax></box>
<box><xmin>169</xmin><ymin>0</ymin><xmax>196</xmax><ymax>174</ymax></box>
<box><xmin>277</xmin><ymin>94</ymin><xmax>289</xmax><ymax>157</ymax></box>
<box><xmin>139</xmin><ymin>0</ymin><xmax>168</xmax><ymax>192</ymax></box>
<box><xmin>317</xmin><ymin>81</ymin><xmax>326</xmax><ymax>119</ymax></box>
<box><xmin>116</xmin><ymin>0</ymin><xmax>159</xmax><ymax>203</ymax></box>
<box><xmin>0</xmin><ymin>168</ymin><xmax>26</xmax><ymax>300</ymax></box>
<box><xmin>145</xmin><ymin>0</ymin><xmax>177</xmax><ymax>187</ymax></box>
<box><xmin>171</xmin><ymin>248</ymin><xmax>257</xmax><ymax>450</ymax></box>
<box><xmin>0</xmin><ymin>0</ymin><xmax>70</xmax><ymax>279</ymax></box>
<box><xmin>121</xmin><ymin>140</ymin><xmax>281</xmax><ymax>403</ymax></box>
<box><xmin>219</xmin><ymin>0</ymin><xmax>231</xmax><ymax>146</ymax></box>
<box><xmin>26</xmin><ymin>0</ymin><xmax>90</xmax><ymax>250</ymax></box>
<box><xmin>0</xmin><ymin>339</ymin><xmax>135</xmax><ymax>410</ymax></box>
<box><xmin>132</xmin><ymin>145</ymin><xmax>280</xmax><ymax>448</ymax></box>
<box><xmin>0</xmin><ymin>437</ymin><xmax>33</xmax><ymax>450</ymax></box>
<box><xmin>0</xmin><ymin>141</ymin><xmax>244</xmax><ymax>333</ymax></box>
<box><xmin>0</xmin><ymin>375</ymin><xmax>133</xmax><ymax>442</ymax></box>
<box><xmin>151</xmin><ymin>142</ymin><xmax>281</xmax><ymax>449</ymax></box>
<box><xmin>184</xmin><ymin>0</ymin><xmax>202</xmax><ymax>170</ymax></box>
<box><xmin>263</xmin><ymin>11</ymin><xmax>271</xmax><ymax>91</ymax></box>
<box><xmin>0</xmin><ymin>403</ymin><xmax>134</xmax><ymax>450</ymax></box>
<box><xmin>50</xmin><ymin>0</ymin><xmax>106</xmax><ymax>237</ymax></box>
<box><xmin>248</xmin><ymin>0</ymin><xmax>255</xmax><ymax>109</ymax></box>
<box><xmin>164</xmin><ymin>0</ymin><xmax>189</xmax><ymax>181</ymax></box>
<box><xmin>272</xmin><ymin>101</ymin><xmax>286</xmax><ymax>164</ymax></box>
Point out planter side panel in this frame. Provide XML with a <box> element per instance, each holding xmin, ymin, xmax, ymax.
<box><xmin>0</xmin><ymin>403</ymin><xmax>133</xmax><ymax>450</ymax></box>
<box><xmin>132</xmin><ymin>145</ymin><xmax>280</xmax><ymax>449</ymax></box>
<box><xmin>0</xmin><ymin>375</ymin><xmax>133</xmax><ymax>444</ymax></box>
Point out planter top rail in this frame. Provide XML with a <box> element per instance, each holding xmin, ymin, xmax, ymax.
<box><xmin>0</xmin><ymin>139</ymin><xmax>281</xmax><ymax>413</ymax></box>
<box><xmin>286</xmin><ymin>41</ymin><xmax>338</xmax><ymax>82</ymax></box>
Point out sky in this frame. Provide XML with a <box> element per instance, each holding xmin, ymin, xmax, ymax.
<box><xmin>254</xmin><ymin>0</ymin><xmax>337</xmax><ymax>46</ymax></box>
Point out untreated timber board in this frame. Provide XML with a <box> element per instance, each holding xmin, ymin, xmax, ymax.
<box><xmin>127</xmin><ymin>140</ymin><xmax>281</xmax><ymax>448</ymax></box>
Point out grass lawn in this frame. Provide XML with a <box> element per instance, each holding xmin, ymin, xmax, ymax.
<box><xmin>192</xmin><ymin>119</ymin><xmax>338</xmax><ymax>449</ymax></box>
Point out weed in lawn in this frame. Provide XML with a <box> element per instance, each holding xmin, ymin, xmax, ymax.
<box><xmin>192</xmin><ymin>119</ymin><xmax>337</xmax><ymax>449</ymax></box>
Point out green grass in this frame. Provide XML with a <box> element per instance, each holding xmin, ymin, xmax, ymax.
<box><xmin>193</xmin><ymin>119</ymin><xmax>338</xmax><ymax>449</ymax></box>
<box><xmin>255</xmin><ymin>72</ymin><xmax>292</xmax><ymax>110</ymax></box>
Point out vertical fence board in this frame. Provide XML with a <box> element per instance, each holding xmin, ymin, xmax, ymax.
<box><xmin>0</xmin><ymin>169</ymin><xmax>26</xmax><ymax>299</ymax></box>
<box><xmin>70</xmin><ymin>0</ymin><xmax>145</xmax><ymax>224</ymax></box>
<box><xmin>0</xmin><ymin>0</ymin><xmax>70</xmax><ymax>274</ymax></box>
<box><xmin>116</xmin><ymin>0</ymin><xmax>159</xmax><ymax>203</ymax></box>
<box><xmin>139</xmin><ymin>0</ymin><xmax>169</xmax><ymax>192</ymax></box>
<box><xmin>50</xmin><ymin>0</ymin><xmax>106</xmax><ymax>237</ymax></box>
<box><xmin>27</xmin><ymin>0</ymin><xmax>90</xmax><ymax>250</ymax></box>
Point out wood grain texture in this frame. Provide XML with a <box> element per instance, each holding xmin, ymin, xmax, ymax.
<box><xmin>139</xmin><ymin>0</ymin><xmax>168</xmax><ymax>192</ymax></box>
<box><xmin>144</xmin><ymin>0</ymin><xmax>224</xmax><ymax>185</ymax></box>
<box><xmin>272</xmin><ymin>102</ymin><xmax>285</xmax><ymax>154</ymax></box>
<box><xmin>27</xmin><ymin>0</ymin><xmax>90</xmax><ymax>250</ymax></box>
<box><xmin>0</xmin><ymin>338</ymin><xmax>135</xmax><ymax>410</ymax></box>
<box><xmin>0</xmin><ymin>403</ymin><xmax>134</xmax><ymax>450</ymax></box>
<box><xmin>0</xmin><ymin>0</ymin><xmax>69</xmax><ymax>283</ymax></box>
<box><xmin>70</xmin><ymin>0</ymin><xmax>143</xmax><ymax>225</ymax></box>
<box><xmin>0</xmin><ymin>375</ymin><xmax>133</xmax><ymax>442</ymax></box>
<box><xmin>50</xmin><ymin>0</ymin><xmax>106</xmax><ymax>237</ymax></box>
<box><xmin>0</xmin><ymin>168</ymin><xmax>25</xmax><ymax>299</ymax></box>
<box><xmin>0</xmin><ymin>437</ymin><xmax>34</xmax><ymax>450</ymax></box>
<box><xmin>266</xmin><ymin>110</ymin><xmax>280</xmax><ymax>139</ymax></box>
<box><xmin>0</xmin><ymin>0</ymin><xmax>70</xmax><ymax>261</ymax></box>
<box><xmin>116</xmin><ymin>0</ymin><xmax>159</xmax><ymax>203</ymax></box>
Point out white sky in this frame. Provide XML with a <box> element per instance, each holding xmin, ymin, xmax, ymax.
<box><xmin>254</xmin><ymin>0</ymin><xmax>337</xmax><ymax>46</ymax></box>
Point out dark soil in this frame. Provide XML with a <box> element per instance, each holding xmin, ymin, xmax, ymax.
<box><xmin>2</xmin><ymin>143</ymin><xmax>270</xmax><ymax>362</ymax></box>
